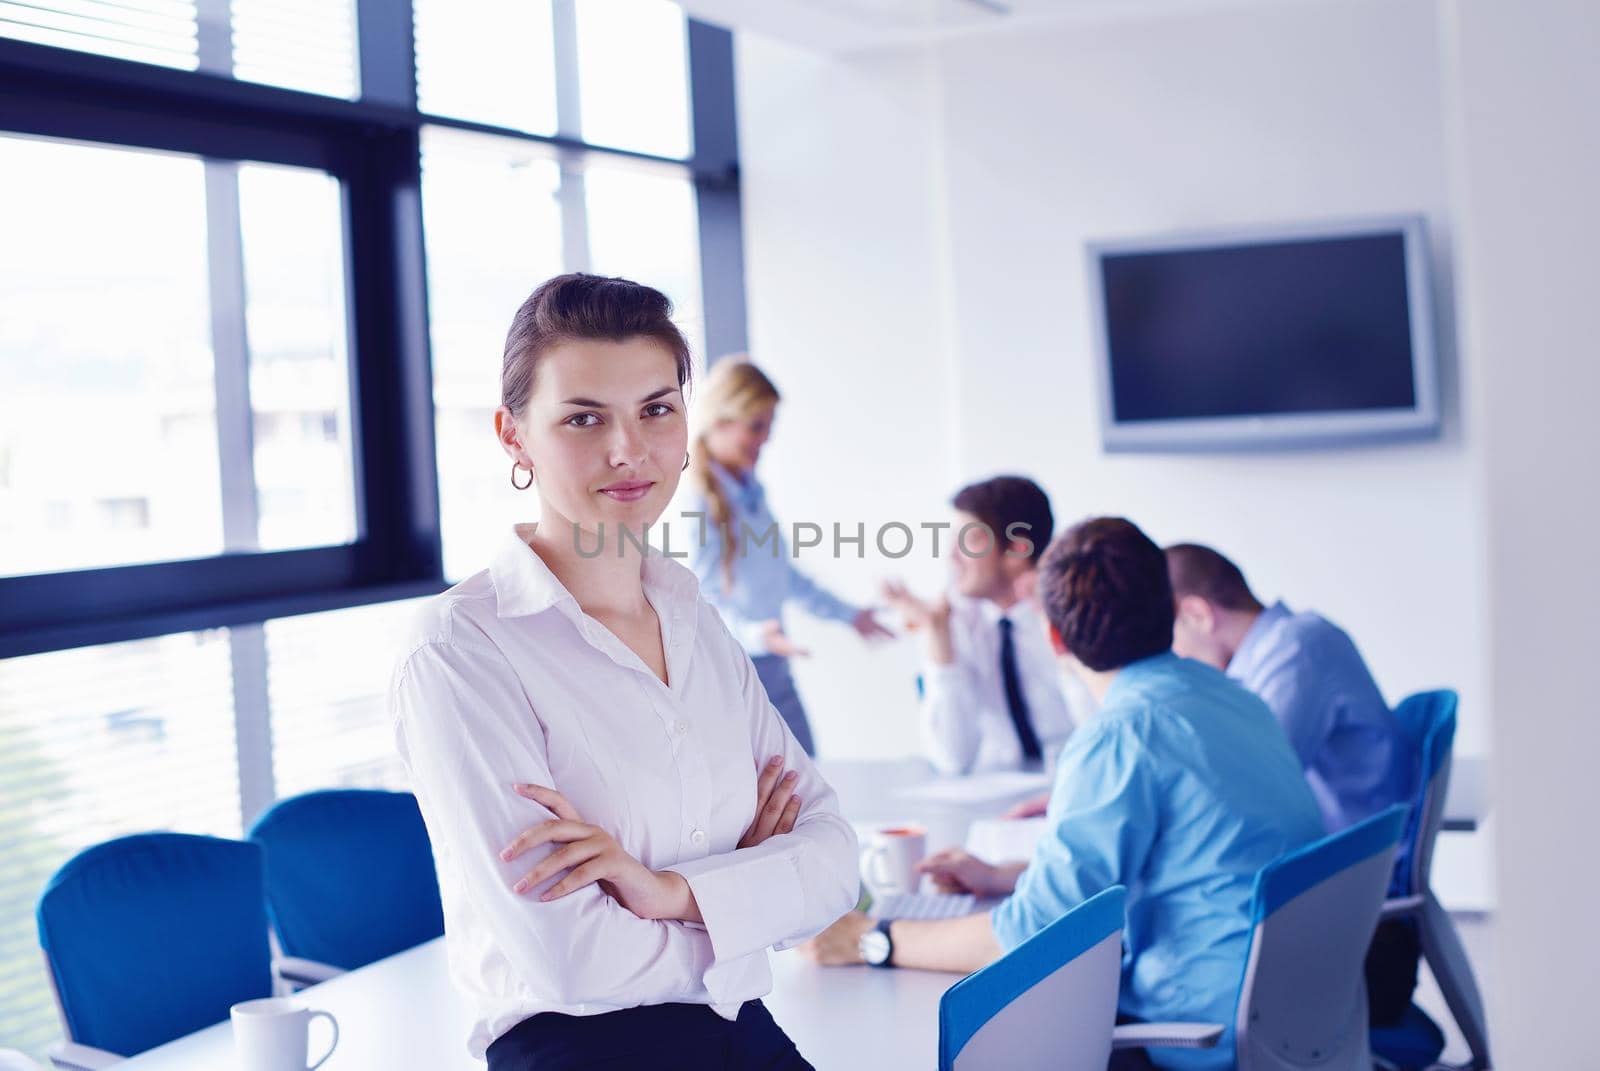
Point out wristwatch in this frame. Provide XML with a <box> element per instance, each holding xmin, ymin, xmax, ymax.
<box><xmin>858</xmin><ymin>919</ymin><xmax>894</xmax><ymax>967</ymax></box>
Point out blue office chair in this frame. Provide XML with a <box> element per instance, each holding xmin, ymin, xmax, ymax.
<box><xmin>1228</xmin><ymin>804</ymin><xmax>1408</xmax><ymax>1070</ymax></box>
<box><xmin>249</xmin><ymin>789</ymin><xmax>444</xmax><ymax>981</ymax></box>
<box><xmin>1371</xmin><ymin>690</ymin><xmax>1492</xmax><ymax>1071</ymax></box>
<box><xmin>36</xmin><ymin>833</ymin><xmax>274</xmax><ymax>1067</ymax></box>
<box><xmin>937</xmin><ymin>885</ymin><xmax>1222</xmax><ymax>1071</ymax></box>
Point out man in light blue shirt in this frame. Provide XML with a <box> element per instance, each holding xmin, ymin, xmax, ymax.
<box><xmin>1164</xmin><ymin>544</ymin><xmax>1414</xmax><ymax>835</ymax></box>
<box><xmin>802</xmin><ymin>518</ymin><xmax>1322</xmax><ymax>1071</ymax></box>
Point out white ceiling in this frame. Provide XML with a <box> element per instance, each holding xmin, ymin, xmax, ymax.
<box><xmin>677</xmin><ymin>0</ymin><xmax>1304</xmax><ymax>52</ymax></box>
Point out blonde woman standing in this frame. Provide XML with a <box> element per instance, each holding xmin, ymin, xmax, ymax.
<box><xmin>682</xmin><ymin>358</ymin><xmax>891</xmax><ymax>755</ymax></box>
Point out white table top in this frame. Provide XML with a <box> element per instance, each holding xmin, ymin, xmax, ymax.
<box><xmin>112</xmin><ymin>756</ymin><xmax>1490</xmax><ymax>1069</ymax></box>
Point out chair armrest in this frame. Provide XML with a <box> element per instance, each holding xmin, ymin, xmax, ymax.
<box><xmin>1381</xmin><ymin>894</ymin><xmax>1426</xmax><ymax>920</ymax></box>
<box><xmin>274</xmin><ymin>956</ymin><xmax>344</xmax><ymax>987</ymax></box>
<box><xmin>1111</xmin><ymin>1022</ymin><xmax>1225</xmax><ymax>1050</ymax></box>
<box><xmin>47</xmin><ymin>1041</ymin><xmax>123</xmax><ymax>1070</ymax></box>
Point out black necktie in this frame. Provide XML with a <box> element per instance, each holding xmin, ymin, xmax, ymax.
<box><xmin>998</xmin><ymin>617</ymin><xmax>1042</xmax><ymax>761</ymax></box>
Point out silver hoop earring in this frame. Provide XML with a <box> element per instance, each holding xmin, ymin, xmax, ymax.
<box><xmin>682</xmin><ymin>453</ymin><xmax>690</xmax><ymax>472</ymax></box>
<box><xmin>510</xmin><ymin>462</ymin><xmax>534</xmax><ymax>491</ymax></box>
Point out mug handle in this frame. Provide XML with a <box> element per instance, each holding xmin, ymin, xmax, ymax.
<box><xmin>860</xmin><ymin>843</ymin><xmax>892</xmax><ymax>891</ymax></box>
<box><xmin>306</xmin><ymin>1010</ymin><xmax>339</xmax><ymax>1071</ymax></box>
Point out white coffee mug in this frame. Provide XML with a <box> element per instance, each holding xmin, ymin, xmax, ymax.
<box><xmin>230</xmin><ymin>998</ymin><xmax>339</xmax><ymax>1071</ymax></box>
<box><xmin>859</xmin><ymin>825</ymin><xmax>927</xmax><ymax>896</ymax></box>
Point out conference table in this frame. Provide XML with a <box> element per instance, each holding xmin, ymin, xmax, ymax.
<box><xmin>114</xmin><ymin>757</ymin><xmax>1488</xmax><ymax>1070</ymax></box>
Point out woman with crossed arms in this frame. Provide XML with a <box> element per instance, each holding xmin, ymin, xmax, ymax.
<box><xmin>392</xmin><ymin>274</ymin><xmax>858</xmax><ymax>1070</ymax></box>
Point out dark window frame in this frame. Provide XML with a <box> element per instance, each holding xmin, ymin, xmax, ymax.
<box><xmin>0</xmin><ymin>8</ymin><xmax>746</xmax><ymax>659</ymax></box>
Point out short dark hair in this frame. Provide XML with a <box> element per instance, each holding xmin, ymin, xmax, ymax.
<box><xmin>1164</xmin><ymin>543</ymin><xmax>1264</xmax><ymax>613</ymax></box>
<box><xmin>501</xmin><ymin>273</ymin><xmax>693</xmax><ymax>418</ymax></box>
<box><xmin>951</xmin><ymin>475</ymin><xmax>1054</xmax><ymax>564</ymax></box>
<box><xmin>1039</xmin><ymin>517</ymin><xmax>1174</xmax><ymax>671</ymax></box>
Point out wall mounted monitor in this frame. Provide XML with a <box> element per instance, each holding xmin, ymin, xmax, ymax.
<box><xmin>1087</xmin><ymin>215</ymin><xmax>1440</xmax><ymax>451</ymax></box>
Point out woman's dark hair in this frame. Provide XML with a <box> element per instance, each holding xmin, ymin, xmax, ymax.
<box><xmin>1038</xmin><ymin>517</ymin><xmax>1174</xmax><ymax>671</ymax></box>
<box><xmin>501</xmin><ymin>273</ymin><xmax>693</xmax><ymax>418</ymax></box>
<box><xmin>951</xmin><ymin>475</ymin><xmax>1054</xmax><ymax>564</ymax></box>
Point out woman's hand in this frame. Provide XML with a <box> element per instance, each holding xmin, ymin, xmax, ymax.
<box><xmin>915</xmin><ymin>847</ymin><xmax>1017</xmax><ymax>897</ymax></box>
<box><xmin>851</xmin><ymin>609</ymin><xmax>895</xmax><ymax>642</ymax></box>
<box><xmin>760</xmin><ymin>619</ymin><xmax>811</xmax><ymax>658</ymax></box>
<box><xmin>738</xmin><ymin>755</ymin><xmax>802</xmax><ymax>848</ymax></box>
<box><xmin>503</xmin><ymin>784</ymin><xmax>701</xmax><ymax>922</ymax></box>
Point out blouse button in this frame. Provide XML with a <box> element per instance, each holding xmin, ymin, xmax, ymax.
<box><xmin>690</xmin><ymin>829</ymin><xmax>707</xmax><ymax>846</ymax></box>
<box><xmin>674</xmin><ymin>719</ymin><xmax>690</xmax><ymax>734</ymax></box>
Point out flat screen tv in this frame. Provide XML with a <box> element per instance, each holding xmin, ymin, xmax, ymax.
<box><xmin>1087</xmin><ymin>215</ymin><xmax>1440</xmax><ymax>451</ymax></box>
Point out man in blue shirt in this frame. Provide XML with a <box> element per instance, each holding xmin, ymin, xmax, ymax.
<box><xmin>802</xmin><ymin>518</ymin><xmax>1323</xmax><ymax>1070</ymax></box>
<box><xmin>1164</xmin><ymin>544</ymin><xmax>1413</xmax><ymax>837</ymax></box>
<box><xmin>1164</xmin><ymin>543</ymin><xmax>1419</xmax><ymax>1024</ymax></box>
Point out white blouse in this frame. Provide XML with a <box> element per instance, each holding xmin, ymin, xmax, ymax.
<box><xmin>391</xmin><ymin>525</ymin><xmax>860</xmax><ymax>1057</ymax></box>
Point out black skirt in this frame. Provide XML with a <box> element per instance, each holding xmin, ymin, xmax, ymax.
<box><xmin>485</xmin><ymin>1000</ymin><xmax>815</xmax><ymax>1071</ymax></box>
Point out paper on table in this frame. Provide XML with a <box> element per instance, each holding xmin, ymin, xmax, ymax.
<box><xmin>966</xmin><ymin>816</ymin><xmax>1048</xmax><ymax>864</ymax></box>
<box><xmin>891</xmin><ymin>770</ymin><xmax>1051</xmax><ymax>805</ymax></box>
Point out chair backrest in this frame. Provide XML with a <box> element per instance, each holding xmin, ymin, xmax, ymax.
<box><xmin>1234</xmin><ymin>806</ymin><xmax>1407</xmax><ymax>1071</ymax></box>
<box><xmin>248</xmin><ymin>789</ymin><xmax>444</xmax><ymax>970</ymax></box>
<box><xmin>36</xmin><ymin>833</ymin><xmax>273</xmax><ymax>1057</ymax></box>
<box><xmin>939</xmin><ymin>885</ymin><xmax>1125</xmax><ymax>1071</ymax></box>
<box><xmin>1390</xmin><ymin>690</ymin><xmax>1457</xmax><ymax>898</ymax></box>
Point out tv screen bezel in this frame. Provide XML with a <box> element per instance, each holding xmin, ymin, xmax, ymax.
<box><xmin>1086</xmin><ymin>214</ymin><xmax>1441</xmax><ymax>452</ymax></box>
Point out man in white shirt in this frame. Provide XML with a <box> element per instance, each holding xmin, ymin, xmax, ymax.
<box><xmin>883</xmin><ymin>476</ymin><xmax>1091</xmax><ymax>775</ymax></box>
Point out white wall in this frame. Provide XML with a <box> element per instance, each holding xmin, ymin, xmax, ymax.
<box><xmin>734</xmin><ymin>34</ymin><xmax>956</xmax><ymax>758</ymax></box>
<box><xmin>735</xmin><ymin>0</ymin><xmax>1598</xmax><ymax>1056</ymax></box>
<box><xmin>1444</xmin><ymin>0</ymin><xmax>1600</xmax><ymax>1060</ymax></box>
<box><xmin>932</xmin><ymin>0</ymin><xmax>1488</xmax><ymax>751</ymax></box>
<box><xmin>735</xmin><ymin>0</ymin><xmax>1491</xmax><ymax>758</ymax></box>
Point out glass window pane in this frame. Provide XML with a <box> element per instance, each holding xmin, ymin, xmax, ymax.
<box><xmin>420</xmin><ymin>127</ymin><xmax>565</xmax><ymax>581</ymax></box>
<box><xmin>265</xmin><ymin>599</ymin><xmax>424</xmax><ymax>798</ymax></box>
<box><xmin>237</xmin><ymin>163</ymin><xmax>358</xmax><ymax>552</ymax></box>
<box><xmin>0</xmin><ymin>134</ymin><xmax>221</xmax><ymax>577</ymax></box>
<box><xmin>0</xmin><ymin>629</ymin><xmax>241</xmax><ymax>1057</ymax></box>
<box><xmin>0</xmin><ymin>135</ymin><xmax>360</xmax><ymax>578</ymax></box>
<box><xmin>0</xmin><ymin>1</ymin><xmax>357</xmax><ymax>97</ymax></box>
<box><xmin>0</xmin><ymin>0</ymin><xmax>201</xmax><ymax>70</ymax></box>
<box><xmin>230</xmin><ymin>0</ymin><xmax>359</xmax><ymax>99</ymax></box>
<box><xmin>574</xmin><ymin>0</ymin><xmax>692</xmax><ymax>159</ymax></box>
<box><xmin>584</xmin><ymin>161</ymin><xmax>705</xmax><ymax>360</ymax></box>
<box><xmin>414</xmin><ymin>0</ymin><xmax>557</xmax><ymax>135</ymax></box>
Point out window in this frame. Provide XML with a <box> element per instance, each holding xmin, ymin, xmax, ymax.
<box><xmin>413</xmin><ymin>1</ymin><xmax>710</xmax><ymax>580</ymax></box>
<box><xmin>420</xmin><ymin>128</ymin><xmax>566</xmax><ymax>580</ymax></box>
<box><xmin>230</xmin><ymin>0</ymin><xmax>359</xmax><ymax>99</ymax></box>
<box><xmin>0</xmin><ymin>0</ymin><xmax>202</xmax><ymax>70</ymax></box>
<box><xmin>413</xmin><ymin>0</ymin><xmax>557</xmax><ymax>134</ymax></box>
<box><xmin>266</xmin><ymin>599</ymin><xmax>424</xmax><ymax>799</ymax></box>
<box><xmin>585</xmin><ymin>159</ymin><xmax>706</xmax><ymax>359</ymax></box>
<box><xmin>237</xmin><ymin>163</ymin><xmax>359</xmax><ymax>552</ymax></box>
<box><xmin>0</xmin><ymin>135</ymin><xmax>358</xmax><ymax>578</ymax></box>
<box><xmin>0</xmin><ymin>630</ymin><xmax>242</xmax><ymax>1055</ymax></box>
<box><xmin>0</xmin><ymin>4</ymin><xmax>742</xmax><ymax>1057</ymax></box>
<box><xmin>574</xmin><ymin>0</ymin><xmax>691</xmax><ymax>158</ymax></box>
<box><xmin>0</xmin><ymin>134</ymin><xmax>220</xmax><ymax>576</ymax></box>
<box><xmin>0</xmin><ymin>0</ymin><xmax>360</xmax><ymax>96</ymax></box>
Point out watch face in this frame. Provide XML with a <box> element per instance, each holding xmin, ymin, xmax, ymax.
<box><xmin>859</xmin><ymin>927</ymin><xmax>891</xmax><ymax>965</ymax></box>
